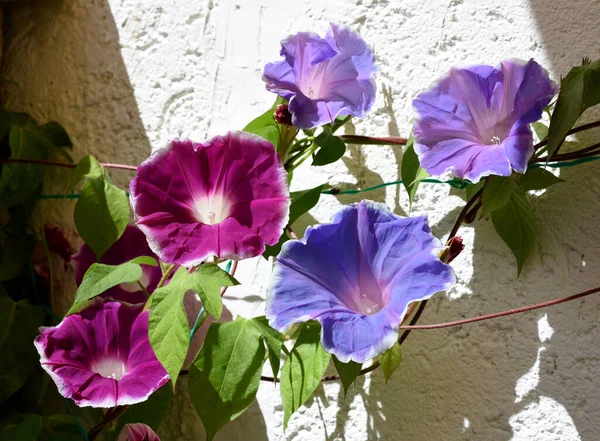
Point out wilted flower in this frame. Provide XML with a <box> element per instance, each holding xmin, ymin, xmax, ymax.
<box><xmin>130</xmin><ymin>132</ymin><xmax>290</xmax><ymax>266</ymax></box>
<box><xmin>413</xmin><ymin>59</ymin><xmax>557</xmax><ymax>183</ymax></box>
<box><xmin>263</xmin><ymin>23</ymin><xmax>376</xmax><ymax>129</ymax></box>
<box><xmin>266</xmin><ymin>200</ymin><xmax>455</xmax><ymax>363</ymax></box>
<box><xmin>35</xmin><ymin>299</ymin><xmax>169</xmax><ymax>407</ymax></box>
<box><xmin>117</xmin><ymin>423</ymin><xmax>160</xmax><ymax>441</ymax></box>
<box><xmin>72</xmin><ymin>225</ymin><xmax>162</xmax><ymax>304</ymax></box>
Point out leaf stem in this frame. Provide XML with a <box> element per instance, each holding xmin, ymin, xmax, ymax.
<box><xmin>137</xmin><ymin>281</ymin><xmax>152</xmax><ymax>298</ymax></box>
<box><xmin>87</xmin><ymin>405</ymin><xmax>129</xmax><ymax>441</ymax></box>
<box><xmin>157</xmin><ymin>263</ymin><xmax>176</xmax><ymax>289</ymax></box>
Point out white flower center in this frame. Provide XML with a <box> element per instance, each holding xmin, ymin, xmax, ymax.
<box><xmin>358</xmin><ymin>293</ymin><xmax>383</xmax><ymax>315</ymax></box>
<box><xmin>92</xmin><ymin>357</ymin><xmax>127</xmax><ymax>380</ymax></box>
<box><xmin>193</xmin><ymin>195</ymin><xmax>232</xmax><ymax>225</ymax></box>
<box><xmin>490</xmin><ymin>135</ymin><xmax>502</xmax><ymax>145</ymax></box>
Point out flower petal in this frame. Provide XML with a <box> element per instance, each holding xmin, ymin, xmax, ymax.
<box><xmin>35</xmin><ymin>299</ymin><xmax>168</xmax><ymax>407</ymax></box>
<box><xmin>413</xmin><ymin>59</ymin><xmax>556</xmax><ymax>182</ymax></box>
<box><xmin>117</xmin><ymin>423</ymin><xmax>160</xmax><ymax>441</ymax></box>
<box><xmin>130</xmin><ymin>132</ymin><xmax>289</xmax><ymax>265</ymax></box>
<box><xmin>267</xmin><ymin>201</ymin><xmax>455</xmax><ymax>363</ymax></box>
<box><xmin>263</xmin><ymin>23</ymin><xmax>376</xmax><ymax>129</ymax></box>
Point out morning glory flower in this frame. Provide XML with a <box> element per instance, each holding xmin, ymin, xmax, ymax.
<box><xmin>412</xmin><ymin>59</ymin><xmax>557</xmax><ymax>183</ymax></box>
<box><xmin>130</xmin><ymin>132</ymin><xmax>290</xmax><ymax>266</ymax></box>
<box><xmin>34</xmin><ymin>299</ymin><xmax>169</xmax><ymax>407</ymax></box>
<box><xmin>72</xmin><ymin>225</ymin><xmax>162</xmax><ymax>304</ymax></box>
<box><xmin>118</xmin><ymin>423</ymin><xmax>160</xmax><ymax>441</ymax></box>
<box><xmin>266</xmin><ymin>200</ymin><xmax>455</xmax><ymax>363</ymax></box>
<box><xmin>263</xmin><ymin>23</ymin><xmax>377</xmax><ymax>129</ymax></box>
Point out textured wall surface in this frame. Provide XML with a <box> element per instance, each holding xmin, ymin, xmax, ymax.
<box><xmin>3</xmin><ymin>0</ymin><xmax>600</xmax><ymax>440</ymax></box>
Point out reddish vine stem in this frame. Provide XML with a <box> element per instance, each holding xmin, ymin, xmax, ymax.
<box><xmin>533</xmin><ymin>120</ymin><xmax>600</xmax><ymax>151</ymax></box>
<box><xmin>531</xmin><ymin>141</ymin><xmax>600</xmax><ymax>163</ymax></box>
<box><xmin>400</xmin><ymin>286</ymin><xmax>600</xmax><ymax>330</ymax></box>
<box><xmin>0</xmin><ymin>158</ymin><xmax>138</xmax><ymax>171</ymax></box>
<box><xmin>221</xmin><ymin>260</ymin><xmax>238</xmax><ymax>297</ymax></box>
<box><xmin>339</xmin><ymin>134</ymin><xmax>408</xmax><ymax>146</ymax></box>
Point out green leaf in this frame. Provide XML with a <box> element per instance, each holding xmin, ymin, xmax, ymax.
<box><xmin>480</xmin><ymin>176</ymin><xmax>516</xmax><ymax>217</ymax></box>
<box><xmin>547</xmin><ymin>59</ymin><xmax>600</xmax><ymax>158</ymax></box>
<box><xmin>491</xmin><ymin>188</ymin><xmax>536</xmax><ymax>275</ymax></box>
<box><xmin>243</xmin><ymin>97</ymin><xmax>285</xmax><ymax>148</ymax></box>
<box><xmin>187</xmin><ymin>264</ymin><xmax>239</xmax><ymax>319</ymax></box>
<box><xmin>189</xmin><ymin>318</ymin><xmax>265</xmax><ymax>441</ymax></box>
<box><xmin>0</xmin><ymin>291</ymin><xmax>44</xmax><ymax>404</ymax></box>
<box><xmin>0</xmin><ymin>414</ymin><xmax>43</xmax><ymax>441</ymax></box>
<box><xmin>263</xmin><ymin>184</ymin><xmax>326</xmax><ymax>259</ymax></box>
<box><xmin>0</xmin><ymin>124</ymin><xmax>49</xmax><ymax>206</ymax></box>
<box><xmin>401</xmin><ymin>134</ymin><xmax>429</xmax><ymax>206</ymax></box>
<box><xmin>249</xmin><ymin>316</ymin><xmax>284</xmax><ymax>381</ymax></box>
<box><xmin>116</xmin><ymin>383</ymin><xmax>172</xmax><ymax>435</ymax></box>
<box><xmin>332</xmin><ymin>356</ymin><xmax>362</xmax><ymax>396</ymax></box>
<box><xmin>312</xmin><ymin>130</ymin><xmax>346</xmax><ymax>166</ymax></box>
<box><xmin>378</xmin><ymin>344</ymin><xmax>402</xmax><ymax>384</ymax></box>
<box><xmin>280</xmin><ymin>322</ymin><xmax>330</xmax><ymax>429</ymax></box>
<box><xmin>68</xmin><ymin>256</ymin><xmax>157</xmax><ymax>314</ymax></box>
<box><xmin>0</xmin><ymin>233</ymin><xmax>35</xmax><ymax>281</ymax></box>
<box><xmin>532</xmin><ymin>122</ymin><xmax>548</xmax><ymax>142</ymax></box>
<box><xmin>148</xmin><ymin>267</ymin><xmax>190</xmax><ymax>387</ymax></box>
<box><xmin>465</xmin><ymin>179</ymin><xmax>485</xmax><ymax>201</ymax></box>
<box><xmin>517</xmin><ymin>167</ymin><xmax>564</xmax><ymax>191</ymax></box>
<box><xmin>40</xmin><ymin>121</ymin><xmax>72</xmax><ymax>149</ymax></box>
<box><xmin>38</xmin><ymin>415</ymin><xmax>82</xmax><ymax>441</ymax></box>
<box><xmin>72</xmin><ymin>156</ymin><xmax>130</xmax><ymax>259</ymax></box>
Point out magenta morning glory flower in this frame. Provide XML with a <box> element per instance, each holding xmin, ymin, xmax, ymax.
<box><xmin>72</xmin><ymin>225</ymin><xmax>162</xmax><ymax>304</ymax></box>
<box><xmin>34</xmin><ymin>299</ymin><xmax>169</xmax><ymax>407</ymax></box>
<box><xmin>413</xmin><ymin>59</ymin><xmax>557</xmax><ymax>183</ymax></box>
<box><xmin>263</xmin><ymin>23</ymin><xmax>377</xmax><ymax>129</ymax></box>
<box><xmin>266</xmin><ymin>200</ymin><xmax>455</xmax><ymax>363</ymax></box>
<box><xmin>130</xmin><ymin>132</ymin><xmax>290</xmax><ymax>266</ymax></box>
<box><xmin>118</xmin><ymin>423</ymin><xmax>160</xmax><ymax>441</ymax></box>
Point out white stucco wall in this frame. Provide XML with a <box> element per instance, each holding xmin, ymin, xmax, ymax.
<box><xmin>3</xmin><ymin>0</ymin><xmax>600</xmax><ymax>440</ymax></box>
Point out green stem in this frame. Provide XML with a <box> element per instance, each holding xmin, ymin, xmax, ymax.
<box><xmin>157</xmin><ymin>263</ymin><xmax>176</xmax><ymax>288</ymax></box>
<box><xmin>136</xmin><ymin>281</ymin><xmax>151</xmax><ymax>298</ymax></box>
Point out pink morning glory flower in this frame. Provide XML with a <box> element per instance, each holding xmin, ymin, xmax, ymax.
<box><xmin>117</xmin><ymin>423</ymin><xmax>160</xmax><ymax>441</ymax></box>
<box><xmin>266</xmin><ymin>200</ymin><xmax>455</xmax><ymax>363</ymax></box>
<box><xmin>130</xmin><ymin>132</ymin><xmax>290</xmax><ymax>266</ymax></box>
<box><xmin>72</xmin><ymin>225</ymin><xmax>162</xmax><ymax>304</ymax></box>
<box><xmin>413</xmin><ymin>59</ymin><xmax>557</xmax><ymax>183</ymax></box>
<box><xmin>263</xmin><ymin>23</ymin><xmax>377</xmax><ymax>129</ymax></box>
<box><xmin>34</xmin><ymin>299</ymin><xmax>169</xmax><ymax>407</ymax></box>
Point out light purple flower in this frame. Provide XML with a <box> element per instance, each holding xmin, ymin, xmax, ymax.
<box><xmin>34</xmin><ymin>299</ymin><xmax>169</xmax><ymax>407</ymax></box>
<box><xmin>130</xmin><ymin>132</ymin><xmax>290</xmax><ymax>266</ymax></box>
<box><xmin>263</xmin><ymin>23</ymin><xmax>376</xmax><ymax>129</ymax></box>
<box><xmin>266</xmin><ymin>200</ymin><xmax>455</xmax><ymax>363</ymax></box>
<box><xmin>117</xmin><ymin>423</ymin><xmax>160</xmax><ymax>441</ymax></box>
<box><xmin>413</xmin><ymin>59</ymin><xmax>557</xmax><ymax>183</ymax></box>
<box><xmin>72</xmin><ymin>225</ymin><xmax>162</xmax><ymax>304</ymax></box>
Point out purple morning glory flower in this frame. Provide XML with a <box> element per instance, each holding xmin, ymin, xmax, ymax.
<box><xmin>34</xmin><ymin>299</ymin><xmax>169</xmax><ymax>407</ymax></box>
<box><xmin>118</xmin><ymin>423</ymin><xmax>160</xmax><ymax>441</ymax></box>
<box><xmin>266</xmin><ymin>200</ymin><xmax>455</xmax><ymax>363</ymax></box>
<box><xmin>263</xmin><ymin>23</ymin><xmax>377</xmax><ymax>129</ymax></box>
<box><xmin>72</xmin><ymin>225</ymin><xmax>162</xmax><ymax>304</ymax></box>
<box><xmin>413</xmin><ymin>59</ymin><xmax>557</xmax><ymax>183</ymax></box>
<box><xmin>130</xmin><ymin>132</ymin><xmax>290</xmax><ymax>266</ymax></box>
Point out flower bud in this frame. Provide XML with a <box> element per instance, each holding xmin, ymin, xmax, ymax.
<box><xmin>274</xmin><ymin>104</ymin><xmax>293</xmax><ymax>126</ymax></box>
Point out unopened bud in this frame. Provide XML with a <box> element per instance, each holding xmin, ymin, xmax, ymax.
<box><xmin>274</xmin><ymin>104</ymin><xmax>293</xmax><ymax>126</ymax></box>
<box><xmin>444</xmin><ymin>236</ymin><xmax>464</xmax><ymax>263</ymax></box>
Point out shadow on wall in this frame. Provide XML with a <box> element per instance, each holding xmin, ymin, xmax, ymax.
<box><xmin>1</xmin><ymin>0</ymin><xmax>151</xmax><ymax>191</ymax></box>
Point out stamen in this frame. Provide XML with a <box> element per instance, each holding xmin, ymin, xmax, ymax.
<box><xmin>491</xmin><ymin>135</ymin><xmax>501</xmax><ymax>145</ymax></box>
<box><xmin>308</xmin><ymin>87</ymin><xmax>315</xmax><ymax>98</ymax></box>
